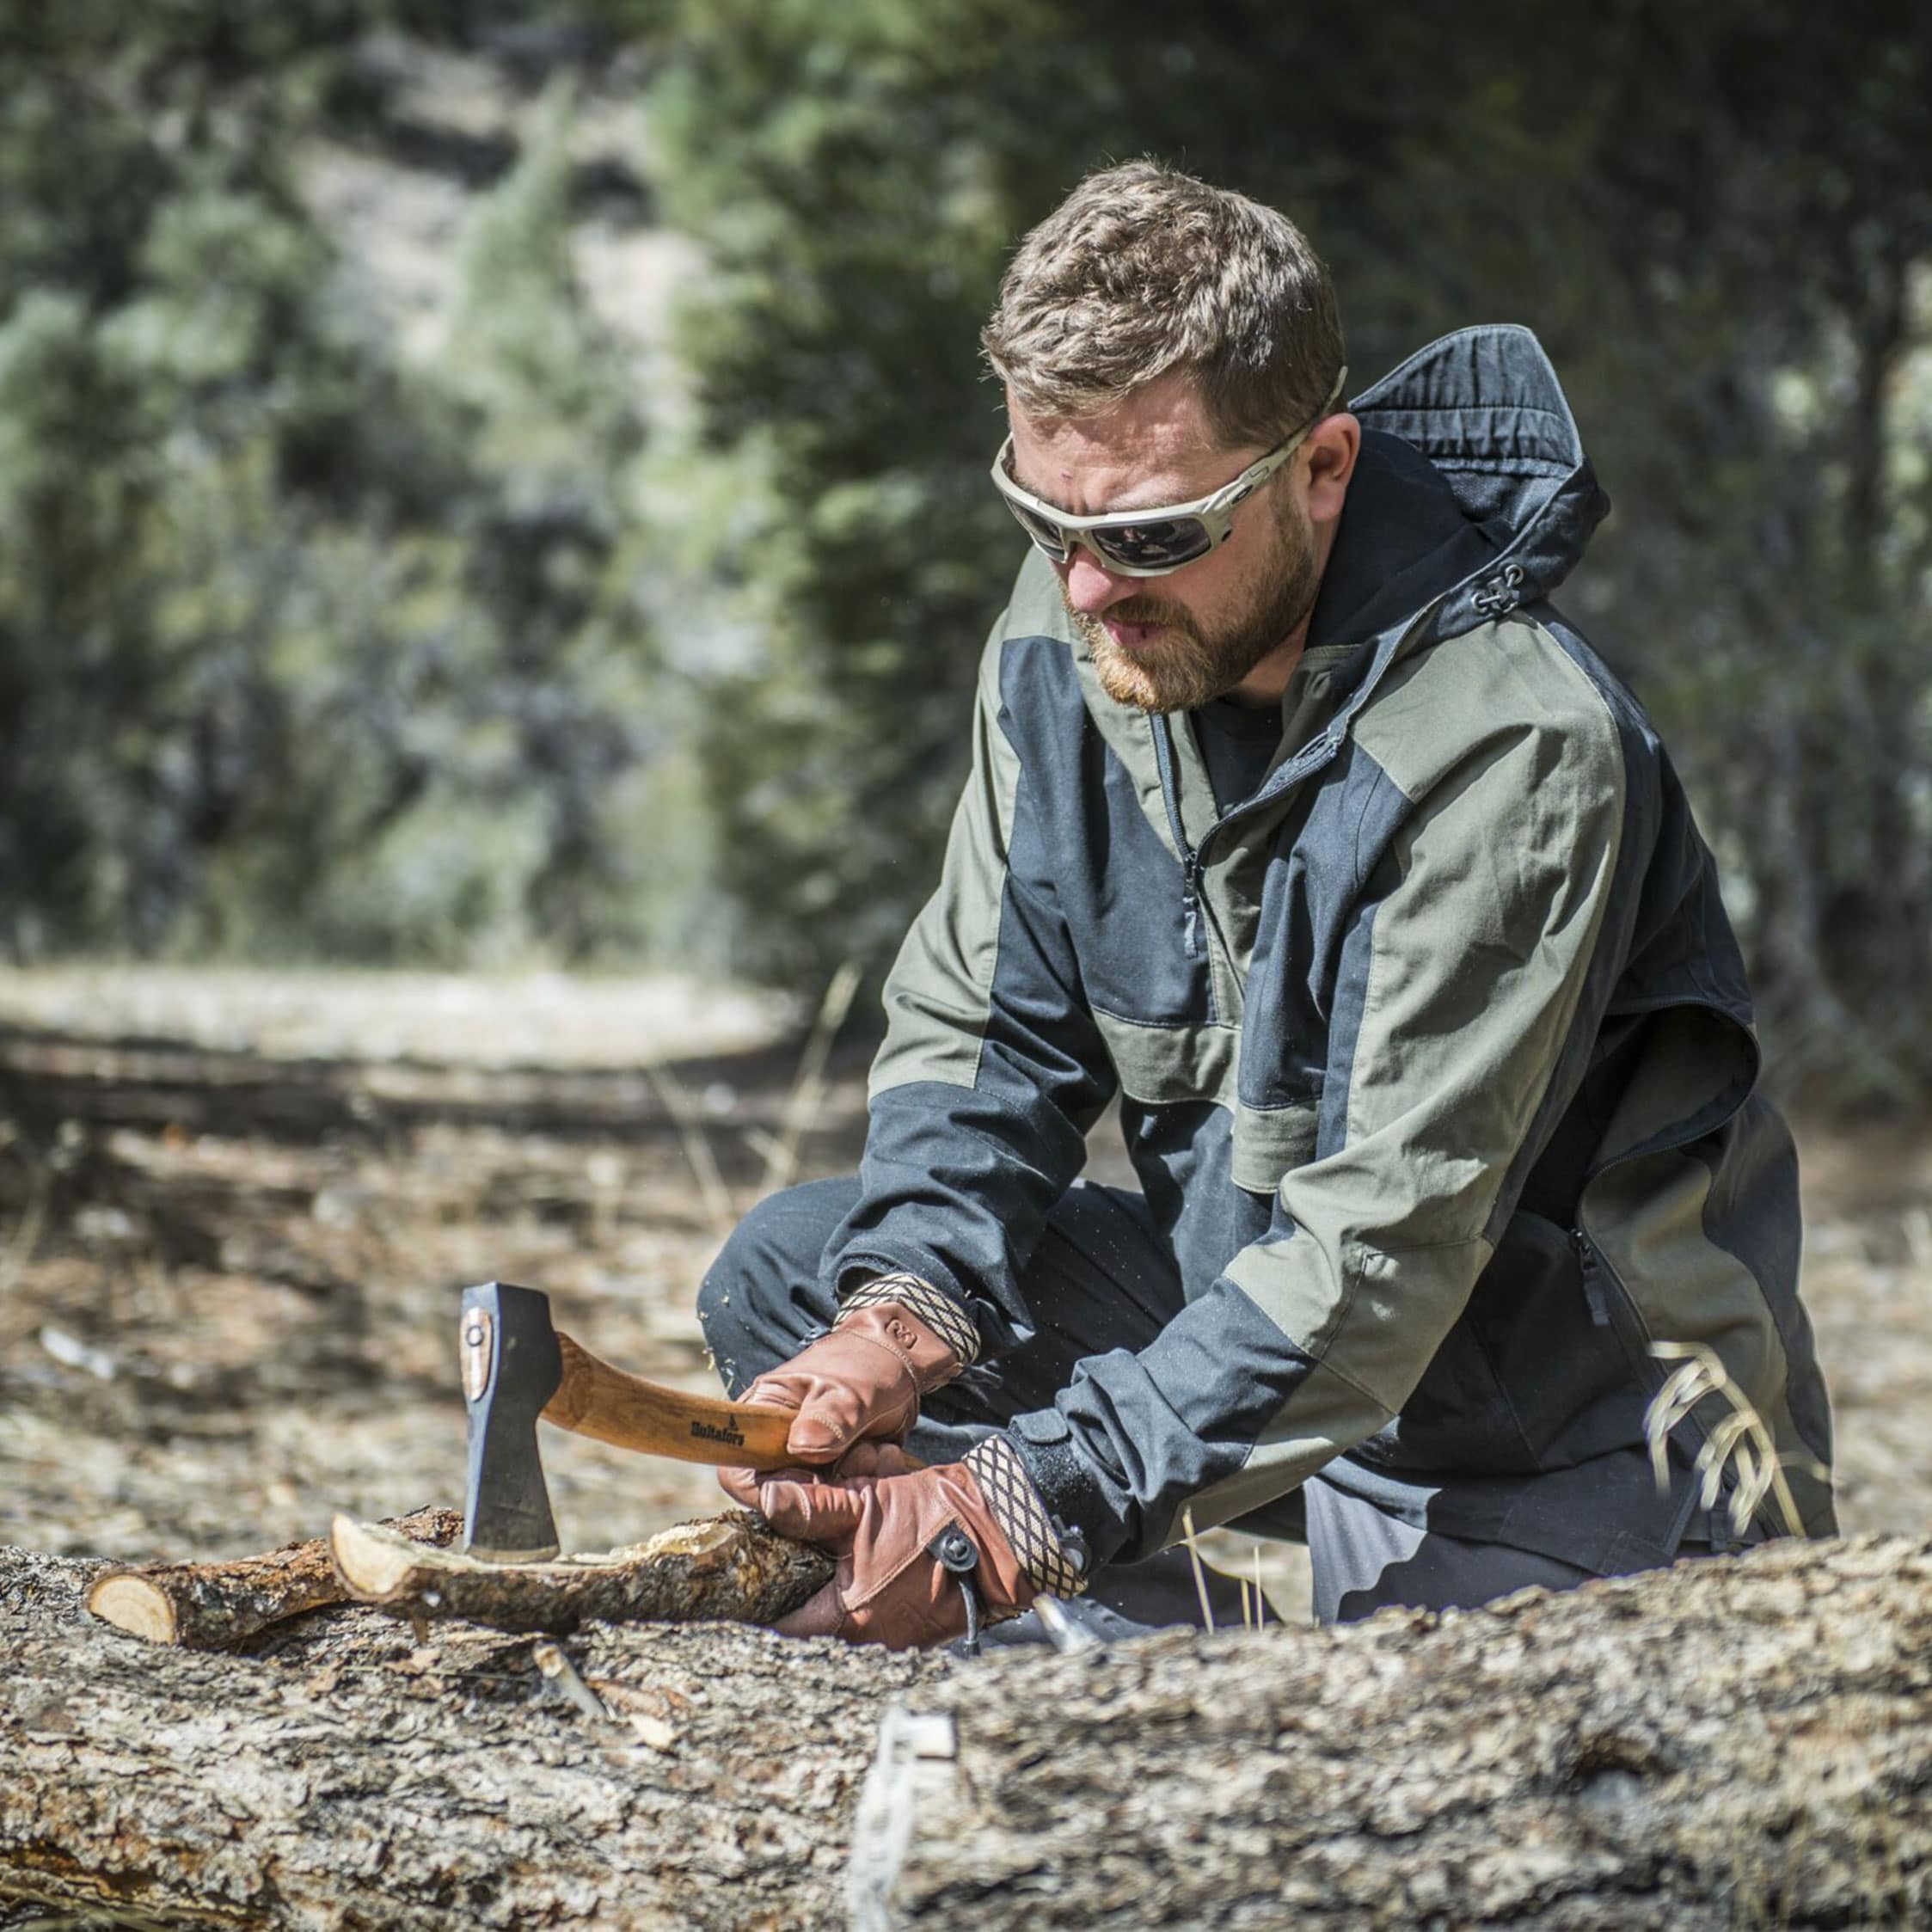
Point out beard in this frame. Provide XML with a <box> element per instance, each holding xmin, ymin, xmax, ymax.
<box><xmin>1068</xmin><ymin>501</ymin><xmax>1322</xmax><ymax>714</ymax></box>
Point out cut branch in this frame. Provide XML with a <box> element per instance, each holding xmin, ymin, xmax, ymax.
<box><xmin>329</xmin><ymin>1508</ymin><xmax>831</xmax><ymax>1634</ymax></box>
<box><xmin>85</xmin><ymin>1505</ymin><xmax>463</xmax><ymax>1649</ymax></box>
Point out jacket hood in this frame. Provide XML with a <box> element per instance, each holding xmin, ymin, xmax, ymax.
<box><xmin>1308</xmin><ymin>324</ymin><xmax>1611</xmax><ymax>653</ymax></box>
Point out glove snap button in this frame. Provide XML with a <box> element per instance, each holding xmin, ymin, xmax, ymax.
<box><xmin>928</xmin><ymin>1522</ymin><xmax>984</xmax><ymax>1655</ymax></box>
<box><xmin>929</xmin><ymin>1523</ymin><xmax>978</xmax><ymax>1574</ymax></box>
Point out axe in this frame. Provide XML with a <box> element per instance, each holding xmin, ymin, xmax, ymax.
<box><xmin>459</xmin><ymin>1280</ymin><xmax>797</xmax><ymax>1561</ymax></box>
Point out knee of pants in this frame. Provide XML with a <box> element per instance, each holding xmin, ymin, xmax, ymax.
<box><xmin>694</xmin><ymin>1175</ymin><xmax>852</xmax><ymax>1395</ymax></box>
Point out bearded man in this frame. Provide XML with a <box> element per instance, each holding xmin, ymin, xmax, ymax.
<box><xmin>696</xmin><ymin>160</ymin><xmax>1835</xmax><ymax>1648</ymax></box>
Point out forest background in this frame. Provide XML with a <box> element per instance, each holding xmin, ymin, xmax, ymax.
<box><xmin>2</xmin><ymin>0</ymin><xmax>1928</xmax><ymax>1107</ymax></box>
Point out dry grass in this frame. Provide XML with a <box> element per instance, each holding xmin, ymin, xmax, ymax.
<box><xmin>1643</xmin><ymin>1339</ymin><xmax>1824</xmax><ymax>1541</ymax></box>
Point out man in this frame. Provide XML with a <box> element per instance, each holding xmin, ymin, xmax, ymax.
<box><xmin>697</xmin><ymin>161</ymin><xmax>1835</xmax><ymax>1648</ymax></box>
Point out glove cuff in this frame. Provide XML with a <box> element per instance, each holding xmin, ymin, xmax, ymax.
<box><xmin>838</xmin><ymin>1271</ymin><xmax>981</xmax><ymax>1369</ymax></box>
<box><xmin>964</xmin><ymin>1436</ymin><xmax>1090</xmax><ymax>1599</ymax></box>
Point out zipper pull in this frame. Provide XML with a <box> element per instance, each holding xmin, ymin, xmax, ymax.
<box><xmin>1181</xmin><ymin>860</ymin><xmax>1205</xmax><ymax>960</ymax></box>
<box><xmin>1150</xmin><ymin>716</ymin><xmax>1207</xmax><ymax>963</ymax></box>
<box><xmin>1573</xmin><ymin>1229</ymin><xmax>1611</xmax><ymax>1328</ymax></box>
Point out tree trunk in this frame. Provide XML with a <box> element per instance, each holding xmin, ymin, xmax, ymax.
<box><xmin>3</xmin><ymin>1532</ymin><xmax>932</xmax><ymax>1932</ymax></box>
<box><xmin>856</xmin><ymin>1535</ymin><xmax>1932</xmax><ymax>1929</ymax></box>
<box><xmin>86</xmin><ymin>1506</ymin><xmax>463</xmax><ymax>1649</ymax></box>
<box><xmin>8</xmin><ymin>1533</ymin><xmax>1932</xmax><ymax>1930</ymax></box>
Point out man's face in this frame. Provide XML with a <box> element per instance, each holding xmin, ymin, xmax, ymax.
<box><xmin>1004</xmin><ymin>372</ymin><xmax>1325</xmax><ymax>714</ymax></box>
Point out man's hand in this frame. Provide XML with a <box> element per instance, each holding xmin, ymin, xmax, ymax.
<box><xmin>716</xmin><ymin>1298</ymin><xmax>960</xmax><ymax>1508</ymax></box>
<box><xmin>745</xmin><ymin>1453</ymin><xmax>1035</xmax><ymax>1649</ymax></box>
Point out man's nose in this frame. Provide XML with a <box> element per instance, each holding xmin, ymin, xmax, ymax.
<box><xmin>1061</xmin><ymin>547</ymin><xmax>1137</xmax><ymax>614</ymax></box>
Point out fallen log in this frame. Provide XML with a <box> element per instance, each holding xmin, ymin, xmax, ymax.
<box><xmin>8</xmin><ymin>1533</ymin><xmax>1932</xmax><ymax>1929</ymax></box>
<box><xmin>853</xmin><ymin>1534</ymin><xmax>1932</xmax><ymax>1929</ymax></box>
<box><xmin>328</xmin><ymin>1508</ymin><xmax>832</xmax><ymax>1633</ymax></box>
<box><xmin>2</xmin><ymin>1525</ymin><xmax>930</xmax><ymax>1931</ymax></box>
<box><xmin>86</xmin><ymin>1505</ymin><xmax>463</xmax><ymax>1648</ymax></box>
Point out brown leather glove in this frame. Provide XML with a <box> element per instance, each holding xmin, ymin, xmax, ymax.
<box><xmin>717</xmin><ymin>1300</ymin><xmax>960</xmax><ymax>1509</ymax></box>
<box><xmin>750</xmin><ymin>1454</ymin><xmax>1035</xmax><ymax>1649</ymax></box>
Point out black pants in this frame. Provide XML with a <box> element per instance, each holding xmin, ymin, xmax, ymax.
<box><xmin>696</xmin><ymin>1175</ymin><xmax>1598</xmax><ymax>1625</ymax></box>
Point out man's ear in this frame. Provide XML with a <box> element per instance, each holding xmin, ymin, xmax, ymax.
<box><xmin>1303</xmin><ymin>412</ymin><xmax>1361</xmax><ymax>528</ymax></box>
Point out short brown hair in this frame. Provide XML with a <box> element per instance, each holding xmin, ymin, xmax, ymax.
<box><xmin>981</xmin><ymin>160</ymin><xmax>1344</xmax><ymax>452</ymax></box>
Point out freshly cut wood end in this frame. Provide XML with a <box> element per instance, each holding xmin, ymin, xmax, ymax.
<box><xmin>549</xmin><ymin>1518</ymin><xmax>744</xmax><ymax>1568</ymax></box>
<box><xmin>329</xmin><ymin>1512</ymin><xmax>466</xmax><ymax>1598</ymax></box>
<box><xmin>642</xmin><ymin>1518</ymin><xmax>738</xmax><ymax>1560</ymax></box>
<box><xmin>85</xmin><ymin>1574</ymin><xmax>179</xmax><ymax>1645</ymax></box>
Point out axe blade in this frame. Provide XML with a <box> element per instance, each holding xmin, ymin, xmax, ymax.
<box><xmin>461</xmin><ymin>1280</ymin><xmax>565</xmax><ymax>1563</ymax></box>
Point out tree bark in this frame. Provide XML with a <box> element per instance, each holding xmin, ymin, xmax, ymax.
<box><xmin>3</xmin><ymin>1532</ymin><xmax>933</xmax><ymax>1931</ymax></box>
<box><xmin>86</xmin><ymin>1506</ymin><xmax>463</xmax><ymax>1649</ymax></box>
<box><xmin>328</xmin><ymin>1509</ymin><xmax>832</xmax><ymax>1635</ymax></box>
<box><xmin>855</xmin><ymin>1535</ymin><xmax>1932</xmax><ymax>1929</ymax></box>
<box><xmin>8</xmin><ymin>1534</ymin><xmax>1932</xmax><ymax>1930</ymax></box>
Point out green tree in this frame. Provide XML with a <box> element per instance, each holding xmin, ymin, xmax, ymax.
<box><xmin>0</xmin><ymin>3</ymin><xmax>676</xmax><ymax>967</ymax></box>
<box><xmin>0</xmin><ymin>0</ymin><xmax>385</xmax><ymax>953</ymax></box>
<box><xmin>248</xmin><ymin>81</ymin><xmax>660</xmax><ymax>965</ymax></box>
<box><xmin>650</xmin><ymin>0</ymin><xmax>1932</xmax><ymax>1096</ymax></box>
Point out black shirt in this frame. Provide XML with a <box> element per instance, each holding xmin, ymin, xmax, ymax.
<box><xmin>1189</xmin><ymin>696</ymin><xmax>1283</xmax><ymax>814</ymax></box>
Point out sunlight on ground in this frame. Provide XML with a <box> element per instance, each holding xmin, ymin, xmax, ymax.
<box><xmin>0</xmin><ymin>966</ymin><xmax>794</xmax><ymax>1068</ymax></box>
<box><xmin>0</xmin><ymin>969</ymin><xmax>1923</xmax><ymax>1632</ymax></box>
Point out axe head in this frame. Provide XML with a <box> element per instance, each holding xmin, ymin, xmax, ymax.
<box><xmin>461</xmin><ymin>1280</ymin><xmax>565</xmax><ymax>1562</ymax></box>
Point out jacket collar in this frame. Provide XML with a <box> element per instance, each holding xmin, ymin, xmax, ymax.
<box><xmin>1340</xmin><ymin>323</ymin><xmax>1610</xmax><ymax>647</ymax></box>
<box><xmin>1032</xmin><ymin>328</ymin><xmax>1613</xmax><ymax>837</ymax></box>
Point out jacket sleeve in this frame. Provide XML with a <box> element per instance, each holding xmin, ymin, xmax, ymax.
<box><xmin>819</xmin><ymin>616</ymin><xmax>1119</xmax><ymax>1357</ymax></box>
<box><xmin>1006</xmin><ymin>681</ymin><xmax>1634</xmax><ymax>1566</ymax></box>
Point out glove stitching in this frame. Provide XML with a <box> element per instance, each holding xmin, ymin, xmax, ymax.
<box><xmin>837</xmin><ymin>1273</ymin><xmax>981</xmax><ymax>1369</ymax></box>
<box><xmin>747</xmin><ymin>1335</ymin><xmax>922</xmax><ymax>1457</ymax></box>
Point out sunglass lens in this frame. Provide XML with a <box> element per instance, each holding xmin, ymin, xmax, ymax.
<box><xmin>1093</xmin><ymin>518</ymin><xmax>1213</xmax><ymax>573</ymax></box>
<box><xmin>1001</xmin><ymin>499</ymin><xmax>1068</xmax><ymax>561</ymax></box>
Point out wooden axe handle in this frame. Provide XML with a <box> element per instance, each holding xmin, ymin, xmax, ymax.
<box><xmin>543</xmin><ymin>1334</ymin><xmax>799</xmax><ymax>1471</ymax></box>
<box><xmin>543</xmin><ymin>1334</ymin><xmax>927</xmax><ymax>1475</ymax></box>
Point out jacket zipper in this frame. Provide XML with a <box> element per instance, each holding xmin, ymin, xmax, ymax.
<box><xmin>1145</xmin><ymin>599</ymin><xmax>1450</xmax><ymax>984</ymax></box>
<box><xmin>1573</xmin><ymin>1228</ymin><xmax>1613</xmax><ymax>1328</ymax></box>
<box><xmin>1156</xmin><ymin>722</ymin><xmax>1346</xmax><ymax>978</ymax></box>
<box><xmin>1151</xmin><ymin>715</ymin><xmax>1208</xmax><ymax>960</ymax></box>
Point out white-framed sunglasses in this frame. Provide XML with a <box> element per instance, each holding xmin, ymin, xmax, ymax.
<box><xmin>990</xmin><ymin>368</ymin><xmax>1347</xmax><ymax>577</ymax></box>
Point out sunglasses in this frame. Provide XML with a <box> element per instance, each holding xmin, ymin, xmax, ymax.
<box><xmin>991</xmin><ymin>368</ymin><xmax>1347</xmax><ymax>577</ymax></box>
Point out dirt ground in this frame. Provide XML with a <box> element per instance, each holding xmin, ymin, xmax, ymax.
<box><xmin>1</xmin><ymin>967</ymin><xmax>1926</xmax><ymax>1625</ymax></box>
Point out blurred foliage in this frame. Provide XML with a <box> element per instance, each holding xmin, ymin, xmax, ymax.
<box><xmin>1</xmin><ymin>2</ymin><xmax>1928</xmax><ymax>1101</ymax></box>
<box><xmin>650</xmin><ymin>0</ymin><xmax>1932</xmax><ymax>1100</ymax></box>
<box><xmin>0</xmin><ymin>0</ymin><xmax>669</xmax><ymax>966</ymax></box>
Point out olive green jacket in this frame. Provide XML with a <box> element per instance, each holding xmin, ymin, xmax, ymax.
<box><xmin>825</xmin><ymin>327</ymin><xmax>1834</xmax><ymax>1572</ymax></box>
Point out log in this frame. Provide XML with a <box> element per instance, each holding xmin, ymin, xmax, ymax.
<box><xmin>1</xmin><ymin>1529</ymin><xmax>932</xmax><ymax>1930</ymax></box>
<box><xmin>9</xmin><ymin>1533</ymin><xmax>1932</xmax><ymax>1929</ymax></box>
<box><xmin>85</xmin><ymin>1505</ymin><xmax>463</xmax><ymax>1648</ymax></box>
<box><xmin>328</xmin><ymin>1508</ymin><xmax>833</xmax><ymax>1634</ymax></box>
<box><xmin>853</xmin><ymin>1535</ymin><xmax>1932</xmax><ymax>1929</ymax></box>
